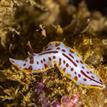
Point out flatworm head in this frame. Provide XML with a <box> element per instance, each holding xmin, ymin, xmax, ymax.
<box><xmin>9</xmin><ymin>41</ymin><xmax>106</xmax><ymax>89</ymax></box>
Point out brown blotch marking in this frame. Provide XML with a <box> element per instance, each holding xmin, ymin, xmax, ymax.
<box><xmin>59</xmin><ymin>58</ymin><xmax>61</xmax><ymax>65</ymax></box>
<box><xmin>57</xmin><ymin>47</ymin><xmax>60</xmax><ymax>50</ymax></box>
<box><xmin>62</xmin><ymin>49</ymin><xmax>66</xmax><ymax>52</ymax></box>
<box><xmin>91</xmin><ymin>75</ymin><xmax>94</xmax><ymax>78</ymax></box>
<box><xmin>29</xmin><ymin>56</ymin><xmax>34</xmax><ymax>64</ymax></box>
<box><xmin>23</xmin><ymin>63</ymin><xmax>26</xmax><ymax>66</ymax></box>
<box><xmin>99</xmin><ymin>79</ymin><xmax>102</xmax><ymax>82</ymax></box>
<box><xmin>66</xmin><ymin>63</ymin><xmax>69</xmax><ymax>67</ymax></box>
<box><xmin>63</xmin><ymin>60</ymin><xmax>65</xmax><ymax>64</ymax></box>
<box><xmin>78</xmin><ymin>74</ymin><xmax>81</xmax><ymax>77</ymax></box>
<box><xmin>53</xmin><ymin>56</ymin><xmax>56</xmax><ymax>59</ymax></box>
<box><xmin>37</xmin><ymin>61</ymin><xmax>39</xmax><ymax>64</ymax></box>
<box><xmin>69</xmin><ymin>53</ymin><xmax>74</xmax><ymax>59</ymax></box>
<box><xmin>73</xmin><ymin>76</ymin><xmax>78</xmax><ymax>82</ymax></box>
<box><xmin>43</xmin><ymin>58</ymin><xmax>45</xmax><ymax>62</ymax></box>
<box><xmin>48</xmin><ymin>57</ymin><xmax>51</xmax><ymax>61</ymax></box>
<box><xmin>41</xmin><ymin>60</ymin><xmax>43</xmax><ymax>64</ymax></box>
<box><xmin>47</xmin><ymin>48</ymin><xmax>52</xmax><ymax>51</ymax></box>
<box><xmin>87</xmin><ymin>71</ymin><xmax>90</xmax><ymax>74</ymax></box>
<box><xmin>82</xmin><ymin>66</ymin><xmax>84</xmax><ymax>69</ymax></box>
<box><xmin>76</xmin><ymin>60</ymin><xmax>79</xmax><ymax>63</ymax></box>
<box><xmin>89</xmin><ymin>71</ymin><xmax>93</xmax><ymax>74</ymax></box>
<box><xmin>83</xmin><ymin>78</ymin><xmax>87</xmax><ymax>81</ymax></box>
<box><xmin>71</xmin><ymin>68</ymin><xmax>74</xmax><ymax>71</ymax></box>
<box><xmin>63</xmin><ymin>68</ymin><xmax>66</xmax><ymax>72</ymax></box>
<box><xmin>74</xmin><ymin>72</ymin><xmax>77</xmax><ymax>75</ymax></box>
<box><xmin>28</xmin><ymin>65</ymin><xmax>32</xmax><ymax>70</ymax></box>
<box><xmin>44</xmin><ymin>64</ymin><xmax>48</xmax><ymax>68</ymax></box>
<box><xmin>80</xmin><ymin>60</ymin><xmax>83</xmax><ymax>64</ymax></box>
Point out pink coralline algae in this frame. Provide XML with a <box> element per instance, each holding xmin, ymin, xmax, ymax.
<box><xmin>61</xmin><ymin>95</ymin><xmax>78</xmax><ymax>107</ymax></box>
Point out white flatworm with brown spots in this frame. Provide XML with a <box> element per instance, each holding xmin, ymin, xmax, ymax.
<box><xmin>9</xmin><ymin>41</ymin><xmax>105</xmax><ymax>89</ymax></box>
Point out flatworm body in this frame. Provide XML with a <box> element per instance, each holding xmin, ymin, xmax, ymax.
<box><xmin>9</xmin><ymin>41</ymin><xmax>105</xmax><ymax>89</ymax></box>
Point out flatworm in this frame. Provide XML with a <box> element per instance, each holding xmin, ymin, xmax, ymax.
<box><xmin>9</xmin><ymin>41</ymin><xmax>105</xmax><ymax>89</ymax></box>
